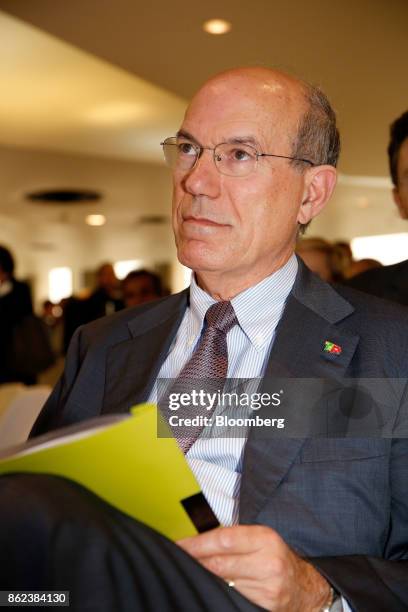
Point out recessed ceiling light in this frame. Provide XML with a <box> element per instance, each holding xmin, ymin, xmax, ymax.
<box><xmin>203</xmin><ymin>19</ymin><xmax>232</xmax><ymax>35</ymax></box>
<box><xmin>86</xmin><ymin>214</ymin><xmax>106</xmax><ymax>226</ymax></box>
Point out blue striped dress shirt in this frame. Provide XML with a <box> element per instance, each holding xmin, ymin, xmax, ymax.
<box><xmin>149</xmin><ymin>254</ymin><xmax>298</xmax><ymax>526</ymax></box>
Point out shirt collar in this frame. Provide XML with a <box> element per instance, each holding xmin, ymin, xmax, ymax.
<box><xmin>187</xmin><ymin>254</ymin><xmax>298</xmax><ymax>349</ymax></box>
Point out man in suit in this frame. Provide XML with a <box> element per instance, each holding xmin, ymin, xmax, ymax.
<box><xmin>1</xmin><ymin>67</ymin><xmax>408</xmax><ymax>612</ymax></box>
<box><xmin>347</xmin><ymin>110</ymin><xmax>408</xmax><ymax>305</ymax></box>
<box><xmin>0</xmin><ymin>245</ymin><xmax>34</xmax><ymax>384</ymax></box>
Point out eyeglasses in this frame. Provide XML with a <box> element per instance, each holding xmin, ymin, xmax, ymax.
<box><xmin>161</xmin><ymin>136</ymin><xmax>315</xmax><ymax>177</ymax></box>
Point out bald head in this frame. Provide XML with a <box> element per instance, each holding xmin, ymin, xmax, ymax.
<box><xmin>195</xmin><ymin>66</ymin><xmax>305</xmax><ymax>99</ymax></box>
<box><xmin>195</xmin><ymin>66</ymin><xmax>307</xmax><ymax>106</ymax></box>
<box><xmin>186</xmin><ymin>66</ymin><xmax>340</xmax><ymax>170</ymax></box>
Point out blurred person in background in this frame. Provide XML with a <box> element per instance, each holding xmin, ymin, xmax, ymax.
<box><xmin>347</xmin><ymin>110</ymin><xmax>408</xmax><ymax>305</ymax></box>
<box><xmin>0</xmin><ymin>245</ymin><xmax>33</xmax><ymax>384</ymax></box>
<box><xmin>298</xmin><ymin>238</ymin><xmax>382</xmax><ymax>283</ymax></box>
<box><xmin>331</xmin><ymin>240</ymin><xmax>353</xmax><ymax>279</ymax></box>
<box><xmin>40</xmin><ymin>300</ymin><xmax>64</xmax><ymax>357</ymax></box>
<box><xmin>63</xmin><ymin>263</ymin><xmax>125</xmax><ymax>351</ymax></box>
<box><xmin>41</xmin><ymin>300</ymin><xmax>57</xmax><ymax>327</ymax></box>
<box><xmin>331</xmin><ymin>241</ymin><xmax>381</xmax><ymax>280</ymax></box>
<box><xmin>84</xmin><ymin>262</ymin><xmax>124</xmax><ymax>321</ymax></box>
<box><xmin>122</xmin><ymin>269</ymin><xmax>166</xmax><ymax>308</ymax></box>
<box><xmin>61</xmin><ymin>295</ymin><xmax>86</xmax><ymax>354</ymax></box>
<box><xmin>346</xmin><ymin>258</ymin><xmax>382</xmax><ymax>278</ymax></box>
<box><xmin>296</xmin><ymin>237</ymin><xmax>337</xmax><ymax>282</ymax></box>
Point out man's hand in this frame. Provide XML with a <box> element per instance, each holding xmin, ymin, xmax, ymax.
<box><xmin>178</xmin><ymin>525</ymin><xmax>331</xmax><ymax>611</ymax></box>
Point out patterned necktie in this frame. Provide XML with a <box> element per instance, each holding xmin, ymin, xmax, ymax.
<box><xmin>166</xmin><ymin>301</ymin><xmax>238</xmax><ymax>453</ymax></box>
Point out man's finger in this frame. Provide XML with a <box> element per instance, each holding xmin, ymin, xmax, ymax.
<box><xmin>178</xmin><ymin>524</ymin><xmax>280</xmax><ymax>558</ymax></box>
<box><xmin>197</xmin><ymin>552</ymin><xmax>258</xmax><ymax>580</ymax></box>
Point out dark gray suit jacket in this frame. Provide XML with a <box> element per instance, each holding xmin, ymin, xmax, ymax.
<box><xmin>32</xmin><ymin>263</ymin><xmax>408</xmax><ymax>611</ymax></box>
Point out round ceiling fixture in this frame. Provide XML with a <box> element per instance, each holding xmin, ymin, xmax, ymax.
<box><xmin>203</xmin><ymin>19</ymin><xmax>232</xmax><ymax>35</ymax></box>
<box><xmin>26</xmin><ymin>189</ymin><xmax>102</xmax><ymax>204</ymax></box>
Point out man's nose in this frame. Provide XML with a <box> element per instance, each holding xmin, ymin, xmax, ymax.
<box><xmin>181</xmin><ymin>150</ymin><xmax>221</xmax><ymax>198</ymax></box>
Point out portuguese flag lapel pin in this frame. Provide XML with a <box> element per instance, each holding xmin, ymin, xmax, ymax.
<box><xmin>323</xmin><ymin>340</ymin><xmax>342</xmax><ymax>355</ymax></box>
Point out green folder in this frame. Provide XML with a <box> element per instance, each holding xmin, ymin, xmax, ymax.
<box><xmin>0</xmin><ymin>403</ymin><xmax>218</xmax><ymax>541</ymax></box>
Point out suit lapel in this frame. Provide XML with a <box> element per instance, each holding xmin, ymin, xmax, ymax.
<box><xmin>239</xmin><ymin>263</ymin><xmax>360</xmax><ymax>523</ymax></box>
<box><xmin>102</xmin><ymin>291</ymin><xmax>188</xmax><ymax>414</ymax></box>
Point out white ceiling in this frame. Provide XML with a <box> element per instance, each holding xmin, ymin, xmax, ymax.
<box><xmin>1</xmin><ymin>0</ymin><xmax>407</xmax><ymax>175</ymax></box>
<box><xmin>0</xmin><ymin>11</ymin><xmax>186</xmax><ymax>161</ymax></box>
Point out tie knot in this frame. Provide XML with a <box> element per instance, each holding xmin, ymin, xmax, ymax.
<box><xmin>205</xmin><ymin>301</ymin><xmax>238</xmax><ymax>334</ymax></box>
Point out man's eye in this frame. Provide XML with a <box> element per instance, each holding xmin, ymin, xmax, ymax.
<box><xmin>178</xmin><ymin>143</ymin><xmax>197</xmax><ymax>156</ymax></box>
<box><xmin>230</xmin><ymin>148</ymin><xmax>253</xmax><ymax>162</ymax></box>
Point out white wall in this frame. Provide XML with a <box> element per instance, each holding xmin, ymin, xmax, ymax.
<box><xmin>0</xmin><ymin>145</ymin><xmax>177</xmax><ymax>308</ymax></box>
<box><xmin>1</xmin><ymin>144</ymin><xmax>406</xmax><ymax>310</ymax></box>
<box><xmin>310</xmin><ymin>177</ymin><xmax>407</xmax><ymax>242</ymax></box>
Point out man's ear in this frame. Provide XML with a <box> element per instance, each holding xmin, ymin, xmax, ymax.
<box><xmin>297</xmin><ymin>165</ymin><xmax>337</xmax><ymax>225</ymax></box>
<box><xmin>392</xmin><ymin>187</ymin><xmax>408</xmax><ymax>219</ymax></box>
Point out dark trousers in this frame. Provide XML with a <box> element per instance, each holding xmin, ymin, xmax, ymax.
<box><xmin>0</xmin><ymin>474</ymin><xmax>263</xmax><ymax>612</ymax></box>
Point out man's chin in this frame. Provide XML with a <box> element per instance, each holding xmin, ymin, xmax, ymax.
<box><xmin>177</xmin><ymin>248</ymin><xmax>226</xmax><ymax>275</ymax></box>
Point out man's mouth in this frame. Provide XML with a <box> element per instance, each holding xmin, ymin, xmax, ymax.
<box><xmin>182</xmin><ymin>215</ymin><xmax>228</xmax><ymax>228</ymax></box>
